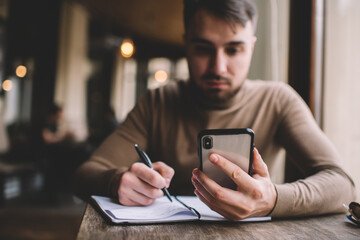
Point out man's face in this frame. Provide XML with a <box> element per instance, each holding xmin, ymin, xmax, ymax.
<box><xmin>185</xmin><ymin>9</ymin><xmax>256</xmax><ymax>103</ymax></box>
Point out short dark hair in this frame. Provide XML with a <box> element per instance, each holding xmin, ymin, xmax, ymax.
<box><xmin>48</xmin><ymin>103</ymin><xmax>62</xmax><ymax>115</ymax></box>
<box><xmin>183</xmin><ymin>0</ymin><xmax>258</xmax><ymax>33</ymax></box>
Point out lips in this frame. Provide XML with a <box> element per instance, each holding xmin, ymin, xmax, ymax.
<box><xmin>203</xmin><ymin>80</ymin><xmax>228</xmax><ymax>89</ymax></box>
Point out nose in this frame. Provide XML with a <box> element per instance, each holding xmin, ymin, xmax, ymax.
<box><xmin>209</xmin><ymin>50</ymin><xmax>227</xmax><ymax>75</ymax></box>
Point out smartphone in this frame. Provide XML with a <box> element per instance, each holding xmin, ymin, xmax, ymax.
<box><xmin>198</xmin><ymin>128</ymin><xmax>254</xmax><ymax>190</ymax></box>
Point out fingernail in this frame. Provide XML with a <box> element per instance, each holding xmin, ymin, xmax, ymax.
<box><xmin>210</xmin><ymin>153</ymin><xmax>218</xmax><ymax>163</ymax></box>
<box><xmin>255</xmin><ymin>148</ymin><xmax>260</xmax><ymax>158</ymax></box>
<box><xmin>192</xmin><ymin>169</ymin><xmax>199</xmax><ymax>177</ymax></box>
<box><xmin>194</xmin><ymin>189</ymin><xmax>199</xmax><ymax>197</ymax></box>
<box><xmin>191</xmin><ymin>176</ymin><xmax>196</xmax><ymax>185</ymax></box>
<box><xmin>253</xmin><ymin>148</ymin><xmax>258</xmax><ymax>157</ymax></box>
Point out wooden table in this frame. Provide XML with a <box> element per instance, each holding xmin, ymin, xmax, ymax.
<box><xmin>76</xmin><ymin>204</ymin><xmax>360</xmax><ymax>240</ymax></box>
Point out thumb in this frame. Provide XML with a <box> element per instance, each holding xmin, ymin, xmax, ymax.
<box><xmin>252</xmin><ymin>148</ymin><xmax>270</xmax><ymax>178</ymax></box>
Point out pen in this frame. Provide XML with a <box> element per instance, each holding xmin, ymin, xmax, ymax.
<box><xmin>134</xmin><ymin>144</ymin><xmax>172</xmax><ymax>202</ymax></box>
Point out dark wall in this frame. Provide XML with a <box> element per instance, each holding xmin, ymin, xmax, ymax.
<box><xmin>5</xmin><ymin>0</ymin><xmax>62</xmax><ymax>155</ymax></box>
<box><xmin>286</xmin><ymin>0</ymin><xmax>313</xmax><ymax>183</ymax></box>
<box><xmin>288</xmin><ymin>0</ymin><xmax>312</xmax><ymax>105</ymax></box>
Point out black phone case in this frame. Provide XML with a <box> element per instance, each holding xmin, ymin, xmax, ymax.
<box><xmin>198</xmin><ymin>128</ymin><xmax>254</xmax><ymax>190</ymax></box>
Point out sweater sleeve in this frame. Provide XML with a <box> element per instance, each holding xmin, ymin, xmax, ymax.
<box><xmin>270</xmin><ymin>84</ymin><xmax>356</xmax><ymax>217</ymax></box>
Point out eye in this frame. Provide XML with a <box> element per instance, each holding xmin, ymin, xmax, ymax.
<box><xmin>225</xmin><ymin>46</ymin><xmax>245</xmax><ymax>55</ymax></box>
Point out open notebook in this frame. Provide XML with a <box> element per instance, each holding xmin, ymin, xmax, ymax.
<box><xmin>91</xmin><ymin>195</ymin><xmax>271</xmax><ymax>224</ymax></box>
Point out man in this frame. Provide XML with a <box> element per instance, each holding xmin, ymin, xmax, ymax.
<box><xmin>74</xmin><ymin>0</ymin><xmax>356</xmax><ymax>220</ymax></box>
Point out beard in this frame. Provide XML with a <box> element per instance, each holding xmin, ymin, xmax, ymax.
<box><xmin>195</xmin><ymin>74</ymin><xmax>241</xmax><ymax>103</ymax></box>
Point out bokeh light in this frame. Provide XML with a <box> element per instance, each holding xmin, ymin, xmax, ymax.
<box><xmin>2</xmin><ymin>79</ymin><xmax>13</xmax><ymax>91</ymax></box>
<box><xmin>154</xmin><ymin>70</ymin><xmax>168</xmax><ymax>83</ymax></box>
<box><xmin>120</xmin><ymin>40</ymin><xmax>134</xmax><ymax>58</ymax></box>
<box><xmin>16</xmin><ymin>65</ymin><xmax>27</xmax><ymax>78</ymax></box>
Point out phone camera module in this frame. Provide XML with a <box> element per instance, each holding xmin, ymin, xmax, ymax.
<box><xmin>203</xmin><ymin>136</ymin><xmax>213</xmax><ymax>149</ymax></box>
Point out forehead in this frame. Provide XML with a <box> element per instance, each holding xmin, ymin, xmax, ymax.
<box><xmin>187</xmin><ymin>9</ymin><xmax>254</xmax><ymax>44</ymax></box>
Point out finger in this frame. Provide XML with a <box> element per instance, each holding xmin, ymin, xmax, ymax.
<box><xmin>195</xmin><ymin>190</ymin><xmax>242</xmax><ymax>221</ymax></box>
<box><xmin>131</xmin><ymin>177</ymin><xmax>164</xmax><ymax>199</ymax></box>
<box><xmin>191</xmin><ymin>171</ymin><xmax>216</xmax><ymax>204</ymax></box>
<box><xmin>194</xmin><ymin>187</ymin><xmax>231</xmax><ymax>218</ymax></box>
<box><xmin>152</xmin><ymin>161</ymin><xmax>175</xmax><ymax>187</ymax></box>
<box><xmin>130</xmin><ymin>162</ymin><xmax>166</xmax><ymax>189</ymax></box>
<box><xmin>252</xmin><ymin>148</ymin><xmax>269</xmax><ymax>177</ymax></box>
<box><xmin>192</xmin><ymin>174</ymin><xmax>248</xmax><ymax>221</ymax></box>
<box><xmin>192</xmin><ymin>169</ymin><xmax>241</xmax><ymax>207</ymax></box>
<box><xmin>208</xmin><ymin>153</ymin><xmax>255</xmax><ymax>192</ymax></box>
<box><xmin>124</xmin><ymin>189</ymin><xmax>156</xmax><ymax>206</ymax></box>
<box><xmin>196</xmin><ymin>166</ymin><xmax>275</xmax><ymax>218</ymax></box>
<box><xmin>119</xmin><ymin>172</ymin><xmax>160</xmax><ymax>206</ymax></box>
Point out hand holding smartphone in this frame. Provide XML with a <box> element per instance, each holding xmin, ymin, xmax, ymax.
<box><xmin>198</xmin><ymin>128</ymin><xmax>254</xmax><ymax>190</ymax></box>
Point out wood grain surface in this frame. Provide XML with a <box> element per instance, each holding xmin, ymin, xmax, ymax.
<box><xmin>76</xmin><ymin>204</ymin><xmax>360</xmax><ymax>240</ymax></box>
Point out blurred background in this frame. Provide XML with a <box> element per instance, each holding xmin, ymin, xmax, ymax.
<box><xmin>0</xmin><ymin>0</ymin><xmax>359</xmax><ymax>239</ymax></box>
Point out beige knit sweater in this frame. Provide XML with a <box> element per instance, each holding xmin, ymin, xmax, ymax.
<box><xmin>74</xmin><ymin>79</ymin><xmax>356</xmax><ymax>217</ymax></box>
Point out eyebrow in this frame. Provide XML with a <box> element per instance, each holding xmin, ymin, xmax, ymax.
<box><xmin>190</xmin><ymin>37</ymin><xmax>246</xmax><ymax>46</ymax></box>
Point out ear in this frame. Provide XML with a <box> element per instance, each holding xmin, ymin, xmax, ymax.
<box><xmin>251</xmin><ymin>36</ymin><xmax>257</xmax><ymax>52</ymax></box>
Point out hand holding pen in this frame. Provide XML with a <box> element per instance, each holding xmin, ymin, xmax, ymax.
<box><xmin>116</xmin><ymin>145</ymin><xmax>174</xmax><ymax>206</ymax></box>
<box><xmin>135</xmin><ymin>144</ymin><xmax>173</xmax><ymax>202</ymax></box>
